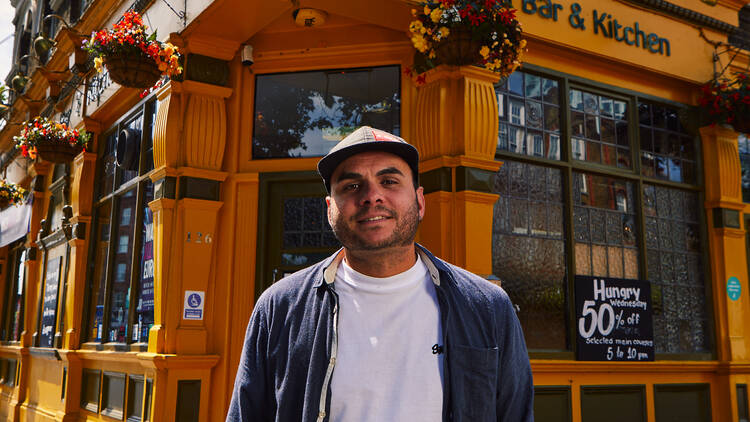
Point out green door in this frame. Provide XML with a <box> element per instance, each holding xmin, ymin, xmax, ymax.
<box><xmin>255</xmin><ymin>172</ymin><xmax>340</xmax><ymax>298</ymax></box>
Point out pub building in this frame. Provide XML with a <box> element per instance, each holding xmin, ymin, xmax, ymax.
<box><xmin>0</xmin><ymin>0</ymin><xmax>748</xmax><ymax>420</ymax></box>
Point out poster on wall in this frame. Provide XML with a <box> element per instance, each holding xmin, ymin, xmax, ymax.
<box><xmin>39</xmin><ymin>256</ymin><xmax>62</xmax><ymax>348</ymax></box>
<box><xmin>575</xmin><ymin>275</ymin><xmax>654</xmax><ymax>361</ymax></box>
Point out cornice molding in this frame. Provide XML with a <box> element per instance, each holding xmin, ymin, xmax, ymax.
<box><xmin>623</xmin><ymin>0</ymin><xmax>740</xmax><ymax>34</ymax></box>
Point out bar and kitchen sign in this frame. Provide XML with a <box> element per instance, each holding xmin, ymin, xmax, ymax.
<box><xmin>575</xmin><ymin>275</ymin><xmax>654</xmax><ymax>361</ymax></box>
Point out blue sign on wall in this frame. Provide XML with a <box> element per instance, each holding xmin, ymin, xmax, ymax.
<box><xmin>727</xmin><ymin>277</ymin><xmax>742</xmax><ymax>301</ymax></box>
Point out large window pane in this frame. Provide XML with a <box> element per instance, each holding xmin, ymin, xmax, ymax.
<box><xmin>492</xmin><ymin>160</ymin><xmax>567</xmax><ymax>350</ymax></box>
<box><xmin>108</xmin><ymin>189</ymin><xmax>137</xmax><ymax>343</ymax></box>
<box><xmin>89</xmin><ymin>200</ymin><xmax>112</xmax><ymax>342</ymax></box>
<box><xmin>570</xmin><ymin>89</ymin><xmax>630</xmax><ymax>168</ymax></box>
<box><xmin>496</xmin><ymin>72</ymin><xmax>561</xmax><ymax>160</ymax></box>
<box><xmin>9</xmin><ymin>250</ymin><xmax>25</xmax><ymax>342</ymax></box>
<box><xmin>740</xmin><ymin>134</ymin><xmax>750</xmax><ymax>203</ymax></box>
<box><xmin>638</xmin><ymin>102</ymin><xmax>696</xmax><ymax>183</ymax></box>
<box><xmin>644</xmin><ymin>185</ymin><xmax>709</xmax><ymax>353</ymax></box>
<box><xmin>134</xmin><ymin>181</ymin><xmax>154</xmax><ymax>343</ymax></box>
<box><xmin>573</xmin><ymin>173</ymin><xmax>639</xmax><ymax>279</ymax></box>
<box><xmin>253</xmin><ymin>66</ymin><xmax>401</xmax><ymax>158</ymax></box>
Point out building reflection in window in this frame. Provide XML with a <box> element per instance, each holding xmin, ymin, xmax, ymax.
<box><xmin>253</xmin><ymin>66</ymin><xmax>401</xmax><ymax>158</ymax></box>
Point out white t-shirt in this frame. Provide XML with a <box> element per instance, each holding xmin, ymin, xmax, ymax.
<box><xmin>329</xmin><ymin>255</ymin><xmax>444</xmax><ymax>421</ymax></box>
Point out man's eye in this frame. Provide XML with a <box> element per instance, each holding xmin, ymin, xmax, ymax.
<box><xmin>343</xmin><ymin>183</ymin><xmax>359</xmax><ymax>191</ymax></box>
<box><xmin>382</xmin><ymin>179</ymin><xmax>397</xmax><ymax>185</ymax></box>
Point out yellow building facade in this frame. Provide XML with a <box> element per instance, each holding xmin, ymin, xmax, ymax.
<box><xmin>0</xmin><ymin>0</ymin><xmax>749</xmax><ymax>420</ymax></box>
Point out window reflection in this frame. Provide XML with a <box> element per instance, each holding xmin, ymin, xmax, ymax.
<box><xmin>253</xmin><ymin>66</ymin><xmax>401</xmax><ymax>158</ymax></box>
<box><xmin>573</xmin><ymin>172</ymin><xmax>639</xmax><ymax>280</ymax></box>
<box><xmin>496</xmin><ymin>72</ymin><xmax>561</xmax><ymax>160</ymax></box>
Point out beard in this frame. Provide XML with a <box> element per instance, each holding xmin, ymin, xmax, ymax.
<box><xmin>330</xmin><ymin>199</ymin><xmax>420</xmax><ymax>251</ymax></box>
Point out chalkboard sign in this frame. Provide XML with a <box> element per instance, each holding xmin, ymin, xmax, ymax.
<box><xmin>39</xmin><ymin>256</ymin><xmax>62</xmax><ymax>348</ymax></box>
<box><xmin>575</xmin><ymin>275</ymin><xmax>654</xmax><ymax>361</ymax></box>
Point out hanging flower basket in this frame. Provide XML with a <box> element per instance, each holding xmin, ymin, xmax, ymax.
<box><xmin>434</xmin><ymin>27</ymin><xmax>481</xmax><ymax>66</ymax></box>
<box><xmin>84</xmin><ymin>11</ymin><xmax>182</xmax><ymax>90</ymax></box>
<box><xmin>699</xmin><ymin>71</ymin><xmax>750</xmax><ymax>135</ymax></box>
<box><xmin>34</xmin><ymin>139</ymin><xmax>85</xmax><ymax>163</ymax></box>
<box><xmin>0</xmin><ymin>180</ymin><xmax>26</xmax><ymax>209</ymax></box>
<box><xmin>407</xmin><ymin>0</ymin><xmax>526</xmax><ymax>81</ymax></box>
<box><xmin>103</xmin><ymin>52</ymin><xmax>162</xmax><ymax>89</ymax></box>
<box><xmin>13</xmin><ymin>117</ymin><xmax>90</xmax><ymax>163</ymax></box>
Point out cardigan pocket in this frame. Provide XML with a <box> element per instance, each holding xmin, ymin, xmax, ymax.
<box><xmin>450</xmin><ymin>344</ymin><xmax>499</xmax><ymax>422</ymax></box>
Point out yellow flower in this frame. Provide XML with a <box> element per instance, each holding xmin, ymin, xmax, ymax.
<box><xmin>480</xmin><ymin>46</ymin><xmax>490</xmax><ymax>58</ymax></box>
<box><xmin>428</xmin><ymin>50</ymin><xmax>436</xmax><ymax>59</ymax></box>
<box><xmin>430</xmin><ymin>8</ymin><xmax>443</xmax><ymax>23</ymax></box>
<box><xmin>163</xmin><ymin>43</ymin><xmax>175</xmax><ymax>56</ymax></box>
<box><xmin>519</xmin><ymin>39</ymin><xmax>527</xmax><ymax>48</ymax></box>
<box><xmin>158</xmin><ymin>62</ymin><xmax>167</xmax><ymax>72</ymax></box>
<box><xmin>424</xmin><ymin>5</ymin><xmax>431</xmax><ymax>15</ymax></box>
<box><xmin>409</xmin><ymin>20</ymin><xmax>424</xmax><ymax>34</ymax></box>
<box><xmin>412</xmin><ymin>35</ymin><xmax>431</xmax><ymax>53</ymax></box>
<box><xmin>411</xmin><ymin>8</ymin><xmax>416</xmax><ymax>16</ymax></box>
<box><xmin>439</xmin><ymin>27</ymin><xmax>450</xmax><ymax>38</ymax></box>
<box><xmin>94</xmin><ymin>57</ymin><xmax>103</xmax><ymax>73</ymax></box>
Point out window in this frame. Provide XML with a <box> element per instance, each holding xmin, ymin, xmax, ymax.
<box><xmin>739</xmin><ymin>134</ymin><xmax>750</xmax><ymax>203</ymax></box>
<box><xmin>85</xmin><ymin>100</ymin><xmax>156</xmax><ymax>346</ymax></box>
<box><xmin>1</xmin><ymin>242</ymin><xmax>25</xmax><ymax>342</ymax></box>
<box><xmin>252</xmin><ymin>66</ymin><xmax>401</xmax><ymax>158</ymax></box>
<box><xmin>498</xmin><ymin>72</ymin><xmax>561</xmax><ymax>159</ymax></box>
<box><xmin>492</xmin><ymin>70</ymin><xmax>709</xmax><ymax>356</ymax></box>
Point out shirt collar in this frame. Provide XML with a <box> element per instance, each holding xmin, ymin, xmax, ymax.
<box><xmin>317</xmin><ymin>244</ymin><xmax>441</xmax><ymax>287</ymax></box>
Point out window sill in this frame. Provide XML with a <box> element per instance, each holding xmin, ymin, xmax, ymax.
<box><xmin>28</xmin><ymin>347</ymin><xmax>61</xmax><ymax>360</ymax></box>
<box><xmin>80</xmin><ymin>342</ymin><xmax>148</xmax><ymax>353</ymax></box>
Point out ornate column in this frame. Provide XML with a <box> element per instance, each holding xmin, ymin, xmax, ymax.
<box><xmin>149</xmin><ymin>37</ymin><xmax>237</xmax><ymax>356</ymax></box>
<box><xmin>414</xmin><ymin>66</ymin><xmax>502</xmax><ymax>276</ymax></box>
<box><xmin>700</xmin><ymin>125</ymin><xmax>749</xmax><ymax>422</ymax></box>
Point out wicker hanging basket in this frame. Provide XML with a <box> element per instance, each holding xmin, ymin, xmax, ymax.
<box><xmin>35</xmin><ymin>139</ymin><xmax>84</xmax><ymax>163</ymax></box>
<box><xmin>434</xmin><ymin>27</ymin><xmax>482</xmax><ymax>66</ymax></box>
<box><xmin>732</xmin><ymin>116</ymin><xmax>750</xmax><ymax>135</ymax></box>
<box><xmin>103</xmin><ymin>53</ymin><xmax>162</xmax><ymax>89</ymax></box>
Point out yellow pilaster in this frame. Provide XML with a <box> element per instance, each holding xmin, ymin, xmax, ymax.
<box><xmin>700</xmin><ymin>124</ymin><xmax>750</xmax><ymax>422</ymax></box>
<box><xmin>63</xmin><ymin>151</ymin><xmax>96</xmax><ymax>350</ymax></box>
<box><xmin>414</xmin><ymin>65</ymin><xmax>502</xmax><ymax>275</ymax></box>
<box><xmin>150</xmin><ymin>75</ymin><xmax>232</xmax><ymax>360</ymax></box>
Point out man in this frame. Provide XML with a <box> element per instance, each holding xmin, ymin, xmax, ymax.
<box><xmin>227</xmin><ymin>126</ymin><xmax>534</xmax><ymax>421</ymax></box>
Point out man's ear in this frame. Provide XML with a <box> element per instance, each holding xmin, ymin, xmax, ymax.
<box><xmin>326</xmin><ymin>196</ymin><xmax>333</xmax><ymax>226</ymax></box>
<box><xmin>416</xmin><ymin>186</ymin><xmax>426</xmax><ymax>221</ymax></box>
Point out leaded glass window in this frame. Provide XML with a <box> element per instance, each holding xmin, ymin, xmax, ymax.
<box><xmin>570</xmin><ymin>89</ymin><xmax>630</xmax><ymax>168</ymax></box>
<box><xmin>253</xmin><ymin>66</ymin><xmax>401</xmax><ymax>158</ymax></box>
<box><xmin>573</xmin><ymin>173</ymin><xmax>639</xmax><ymax>279</ymax></box>
<box><xmin>496</xmin><ymin>72</ymin><xmax>561</xmax><ymax>159</ymax></box>
<box><xmin>492</xmin><ymin>161</ymin><xmax>566</xmax><ymax>350</ymax></box>
<box><xmin>492</xmin><ymin>69</ymin><xmax>709</xmax><ymax>357</ymax></box>
<box><xmin>643</xmin><ymin>185</ymin><xmax>708</xmax><ymax>353</ymax></box>
<box><xmin>639</xmin><ymin>102</ymin><xmax>696</xmax><ymax>183</ymax></box>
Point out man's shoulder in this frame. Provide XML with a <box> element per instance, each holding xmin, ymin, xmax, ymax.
<box><xmin>254</xmin><ymin>257</ymin><xmax>331</xmax><ymax>312</ymax></box>
<box><xmin>419</xmin><ymin>246</ymin><xmax>511</xmax><ymax>307</ymax></box>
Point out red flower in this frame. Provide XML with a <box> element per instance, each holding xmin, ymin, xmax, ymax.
<box><xmin>743</xmin><ymin>95</ymin><xmax>750</xmax><ymax>105</ymax></box>
<box><xmin>416</xmin><ymin>74</ymin><xmax>426</xmax><ymax>85</ymax></box>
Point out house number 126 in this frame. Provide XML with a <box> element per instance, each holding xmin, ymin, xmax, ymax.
<box><xmin>186</xmin><ymin>232</ymin><xmax>213</xmax><ymax>244</ymax></box>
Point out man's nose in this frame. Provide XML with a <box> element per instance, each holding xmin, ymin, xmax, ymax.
<box><xmin>359</xmin><ymin>181</ymin><xmax>384</xmax><ymax>205</ymax></box>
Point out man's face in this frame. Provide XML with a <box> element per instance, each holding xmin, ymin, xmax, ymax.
<box><xmin>326</xmin><ymin>151</ymin><xmax>425</xmax><ymax>252</ymax></box>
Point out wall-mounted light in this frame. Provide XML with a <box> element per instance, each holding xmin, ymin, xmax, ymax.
<box><xmin>34</xmin><ymin>14</ymin><xmax>80</xmax><ymax>58</ymax></box>
<box><xmin>292</xmin><ymin>8</ymin><xmax>328</xmax><ymax>27</ymax></box>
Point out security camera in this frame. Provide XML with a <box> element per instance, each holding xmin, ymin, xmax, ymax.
<box><xmin>241</xmin><ymin>45</ymin><xmax>254</xmax><ymax>66</ymax></box>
